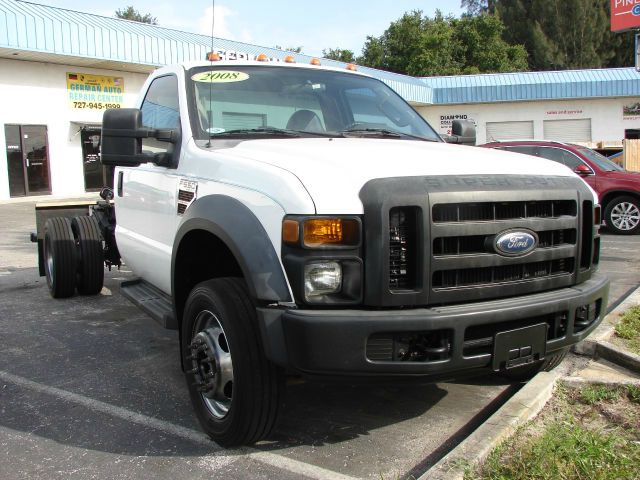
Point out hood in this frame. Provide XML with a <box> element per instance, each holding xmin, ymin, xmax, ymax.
<box><xmin>220</xmin><ymin>138</ymin><xmax>584</xmax><ymax>214</ymax></box>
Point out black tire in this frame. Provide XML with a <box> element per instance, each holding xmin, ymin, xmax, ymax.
<box><xmin>182</xmin><ymin>278</ymin><xmax>284</xmax><ymax>447</ymax></box>
<box><xmin>604</xmin><ymin>195</ymin><xmax>640</xmax><ymax>235</ymax></box>
<box><xmin>43</xmin><ymin>217</ymin><xmax>77</xmax><ymax>298</ymax></box>
<box><xmin>71</xmin><ymin>216</ymin><xmax>104</xmax><ymax>295</ymax></box>
<box><xmin>500</xmin><ymin>348</ymin><xmax>569</xmax><ymax>381</ymax></box>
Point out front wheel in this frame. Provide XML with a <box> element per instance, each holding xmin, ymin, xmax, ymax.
<box><xmin>181</xmin><ymin>278</ymin><xmax>284</xmax><ymax>447</ymax></box>
<box><xmin>604</xmin><ymin>196</ymin><xmax>640</xmax><ymax>235</ymax></box>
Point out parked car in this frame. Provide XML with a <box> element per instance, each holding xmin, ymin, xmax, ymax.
<box><xmin>481</xmin><ymin>140</ymin><xmax>640</xmax><ymax>235</ymax></box>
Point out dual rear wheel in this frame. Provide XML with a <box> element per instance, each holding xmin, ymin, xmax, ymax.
<box><xmin>43</xmin><ymin>216</ymin><xmax>104</xmax><ymax>298</ymax></box>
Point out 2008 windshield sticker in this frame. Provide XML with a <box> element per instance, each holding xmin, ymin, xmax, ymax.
<box><xmin>191</xmin><ymin>71</ymin><xmax>249</xmax><ymax>83</ymax></box>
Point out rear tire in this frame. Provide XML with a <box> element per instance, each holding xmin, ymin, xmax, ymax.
<box><xmin>71</xmin><ymin>216</ymin><xmax>104</xmax><ymax>295</ymax></box>
<box><xmin>604</xmin><ymin>196</ymin><xmax>640</xmax><ymax>235</ymax></box>
<box><xmin>500</xmin><ymin>348</ymin><xmax>568</xmax><ymax>381</ymax></box>
<box><xmin>182</xmin><ymin>278</ymin><xmax>284</xmax><ymax>447</ymax></box>
<box><xmin>43</xmin><ymin>217</ymin><xmax>77</xmax><ymax>298</ymax></box>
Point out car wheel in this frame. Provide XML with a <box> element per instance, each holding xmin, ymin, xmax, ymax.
<box><xmin>71</xmin><ymin>216</ymin><xmax>104</xmax><ymax>295</ymax></box>
<box><xmin>181</xmin><ymin>278</ymin><xmax>284</xmax><ymax>447</ymax></box>
<box><xmin>43</xmin><ymin>217</ymin><xmax>77</xmax><ymax>298</ymax></box>
<box><xmin>500</xmin><ymin>348</ymin><xmax>568</xmax><ymax>381</ymax></box>
<box><xmin>604</xmin><ymin>196</ymin><xmax>640</xmax><ymax>235</ymax></box>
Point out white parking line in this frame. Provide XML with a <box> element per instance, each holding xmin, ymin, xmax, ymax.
<box><xmin>0</xmin><ymin>370</ymin><xmax>357</xmax><ymax>480</ymax></box>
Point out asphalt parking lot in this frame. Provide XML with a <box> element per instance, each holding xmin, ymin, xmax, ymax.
<box><xmin>1</xmin><ymin>200</ymin><xmax>639</xmax><ymax>479</ymax></box>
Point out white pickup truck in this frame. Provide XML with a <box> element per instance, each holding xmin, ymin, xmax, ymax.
<box><xmin>36</xmin><ymin>55</ymin><xmax>609</xmax><ymax>446</ymax></box>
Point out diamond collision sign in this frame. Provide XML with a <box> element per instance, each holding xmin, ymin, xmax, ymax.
<box><xmin>611</xmin><ymin>0</ymin><xmax>640</xmax><ymax>32</ymax></box>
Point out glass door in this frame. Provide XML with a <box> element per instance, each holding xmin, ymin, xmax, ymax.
<box><xmin>22</xmin><ymin>126</ymin><xmax>51</xmax><ymax>195</ymax></box>
<box><xmin>4</xmin><ymin>125</ymin><xmax>51</xmax><ymax>196</ymax></box>
<box><xmin>4</xmin><ymin>125</ymin><xmax>26</xmax><ymax>197</ymax></box>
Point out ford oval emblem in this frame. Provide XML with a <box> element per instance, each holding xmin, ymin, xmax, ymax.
<box><xmin>495</xmin><ymin>230</ymin><xmax>538</xmax><ymax>257</ymax></box>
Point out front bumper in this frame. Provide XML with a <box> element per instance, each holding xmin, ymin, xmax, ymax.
<box><xmin>257</xmin><ymin>273</ymin><xmax>609</xmax><ymax>377</ymax></box>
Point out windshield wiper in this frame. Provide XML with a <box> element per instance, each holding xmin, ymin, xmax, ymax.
<box><xmin>209</xmin><ymin>127</ymin><xmax>302</xmax><ymax>138</ymax></box>
<box><xmin>340</xmin><ymin>127</ymin><xmax>435</xmax><ymax>141</ymax></box>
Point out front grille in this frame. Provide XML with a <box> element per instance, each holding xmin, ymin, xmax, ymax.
<box><xmin>433</xmin><ymin>229</ymin><xmax>576</xmax><ymax>256</ymax></box>
<box><xmin>433</xmin><ymin>258</ymin><xmax>574</xmax><ymax>289</ymax></box>
<box><xmin>433</xmin><ymin>200</ymin><xmax>577</xmax><ymax>223</ymax></box>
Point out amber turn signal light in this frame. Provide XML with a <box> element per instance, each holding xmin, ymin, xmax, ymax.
<box><xmin>282</xmin><ymin>219</ymin><xmax>300</xmax><ymax>244</ymax></box>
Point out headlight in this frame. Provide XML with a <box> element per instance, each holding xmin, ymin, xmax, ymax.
<box><xmin>282</xmin><ymin>218</ymin><xmax>360</xmax><ymax>247</ymax></box>
<box><xmin>304</xmin><ymin>261</ymin><xmax>342</xmax><ymax>299</ymax></box>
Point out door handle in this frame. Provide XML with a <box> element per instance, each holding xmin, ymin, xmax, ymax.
<box><xmin>25</xmin><ymin>158</ymin><xmax>30</xmax><ymax>168</ymax></box>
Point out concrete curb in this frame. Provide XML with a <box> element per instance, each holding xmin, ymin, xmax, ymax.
<box><xmin>596</xmin><ymin>340</ymin><xmax>640</xmax><ymax>373</ymax></box>
<box><xmin>562</xmin><ymin>375</ymin><xmax>640</xmax><ymax>388</ymax></box>
<box><xmin>420</xmin><ymin>370</ymin><xmax>562</xmax><ymax>480</ymax></box>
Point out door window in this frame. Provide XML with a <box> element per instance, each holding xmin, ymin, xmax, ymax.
<box><xmin>140</xmin><ymin>75</ymin><xmax>180</xmax><ymax>155</ymax></box>
<box><xmin>537</xmin><ymin>147</ymin><xmax>585</xmax><ymax>170</ymax></box>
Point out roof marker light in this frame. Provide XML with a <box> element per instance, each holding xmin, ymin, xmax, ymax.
<box><xmin>206</xmin><ymin>52</ymin><xmax>221</xmax><ymax>61</ymax></box>
<box><xmin>345</xmin><ymin>63</ymin><xmax>357</xmax><ymax>71</ymax></box>
<box><xmin>284</xmin><ymin>55</ymin><xmax>296</xmax><ymax>63</ymax></box>
<box><xmin>256</xmin><ymin>53</ymin><xmax>269</xmax><ymax>62</ymax></box>
<box><xmin>310</xmin><ymin>58</ymin><xmax>321</xmax><ymax>66</ymax></box>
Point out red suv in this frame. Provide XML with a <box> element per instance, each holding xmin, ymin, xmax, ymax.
<box><xmin>481</xmin><ymin>140</ymin><xmax>640</xmax><ymax>235</ymax></box>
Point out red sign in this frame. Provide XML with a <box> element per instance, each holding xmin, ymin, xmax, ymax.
<box><xmin>611</xmin><ymin>0</ymin><xmax>640</xmax><ymax>32</ymax></box>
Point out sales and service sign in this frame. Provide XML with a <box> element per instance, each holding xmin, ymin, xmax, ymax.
<box><xmin>67</xmin><ymin>72</ymin><xmax>124</xmax><ymax>110</ymax></box>
<box><xmin>611</xmin><ymin>0</ymin><xmax>640</xmax><ymax>32</ymax></box>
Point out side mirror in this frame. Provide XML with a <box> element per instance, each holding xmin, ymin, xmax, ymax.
<box><xmin>445</xmin><ymin>119</ymin><xmax>476</xmax><ymax>146</ymax></box>
<box><xmin>101</xmin><ymin>108</ymin><xmax>178</xmax><ymax>167</ymax></box>
<box><xmin>574</xmin><ymin>164</ymin><xmax>593</xmax><ymax>176</ymax></box>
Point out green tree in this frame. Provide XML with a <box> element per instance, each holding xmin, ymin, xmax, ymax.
<box><xmin>468</xmin><ymin>0</ymin><xmax>635</xmax><ymax>70</ymax></box>
<box><xmin>322</xmin><ymin>48</ymin><xmax>355</xmax><ymax>63</ymax></box>
<box><xmin>358</xmin><ymin>10</ymin><xmax>527</xmax><ymax>76</ymax></box>
<box><xmin>115</xmin><ymin>6</ymin><xmax>157</xmax><ymax>24</ymax></box>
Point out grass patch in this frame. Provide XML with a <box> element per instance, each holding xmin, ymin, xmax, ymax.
<box><xmin>614</xmin><ymin>305</ymin><xmax>640</xmax><ymax>355</ymax></box>
<box><xmin>468</xmin><ymin>384</ymin><xmax>640</xmax><ymax>480</ymax></box>
<box><xmin>580</xmin><ymin>384</ymin><xmax>620</xmax><ymax>404</ymax></box>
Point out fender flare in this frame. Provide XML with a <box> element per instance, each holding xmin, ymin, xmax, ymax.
<box><xmin>172</xmin><ymin>194</ymin><xmax>292</xmax><ymax>303</ymax></box>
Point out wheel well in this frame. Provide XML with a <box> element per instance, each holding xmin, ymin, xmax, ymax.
<box><xmin>174</xmin><ymin>229</ymin><xmax>243</xmax><ymax>328</ymax></box>
<box><xmin>601</xmin><ymin>191</ymin><xmax>640</xmax><ymax>211</ymax></box>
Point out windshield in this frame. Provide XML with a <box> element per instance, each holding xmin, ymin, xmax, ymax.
<box><xmin>573</xmin><ymin>145</ymin><xmax>624</xmax><ymax>172</ymax></box>
<box><xmin>188</xmin><ymin>66</ymin><xmax>441</xmax><ymax>142</ymax></box>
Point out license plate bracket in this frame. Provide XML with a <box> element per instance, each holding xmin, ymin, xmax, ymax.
<box><xmin>492</xmin><ymin>323</ymin><xmax>548</xmax><ymax>371</ymax></box>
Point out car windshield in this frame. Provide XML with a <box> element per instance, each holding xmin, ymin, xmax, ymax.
<box><xmin>573</xmin><ymin>145</ymin><xmax>624</xmax><ymax>172</ymax></box>
<box><xmin>188</xmin><ymin>65</ymin><xmax>441</xmax><ymax>142</ymax></box>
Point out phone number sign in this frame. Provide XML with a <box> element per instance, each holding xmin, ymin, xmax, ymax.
<box><xmin>611</xmin><ymin>0</ymin><xmax>640</xmax><ymax>32</ymax></box>
<box><xmin>67</xmin><ymin>72</ymin><xmax>124</xmax><ymax>110</ymax></box>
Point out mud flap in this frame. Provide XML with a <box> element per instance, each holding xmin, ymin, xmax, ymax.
<box><xmin>492</xmin><ymin>323</ymin><xmax>548</xmax><ymax>371</ymax></box>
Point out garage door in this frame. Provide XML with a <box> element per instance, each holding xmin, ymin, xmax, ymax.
<box><xmin>485</xmin><ymin>121</ymin><xmax>534</xmax><ymax>142</ymax></box>
<box><xmin>543</xmin><ymin>119</ymin><xmax>592</xmax><ymax>142</ymax></box>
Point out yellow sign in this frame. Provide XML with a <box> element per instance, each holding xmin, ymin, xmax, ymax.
<box><xmin>67</xmin><ymin>72</ymin><xmax>125</xmax><ymax>110</ymax></box>
<box><xmin>191</xmin><ymin>71</ymin><xmax>250</xmax><ymax>83</ymax></box>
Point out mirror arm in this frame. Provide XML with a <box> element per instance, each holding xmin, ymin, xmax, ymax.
<box><xmin>102</xmin><ymin>128</ymin><xmax>178</xmax><ymax>143</ymax></box>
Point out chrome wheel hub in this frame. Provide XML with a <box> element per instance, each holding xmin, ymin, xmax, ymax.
<box><xmin>610</xmin><ymin>202</ymin><xmax>640</xmax><ymax>231</ymax></box>
<box><xmin>189</xmin><ymin>311</ymin><xmax>233</xmax><ymax>419</ymax></box>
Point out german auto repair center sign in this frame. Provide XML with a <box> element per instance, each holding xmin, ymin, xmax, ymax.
<box><xmin>611</xmin><ymin>0</ymin><xmax>640</xmax><ymax>32</ymax></box>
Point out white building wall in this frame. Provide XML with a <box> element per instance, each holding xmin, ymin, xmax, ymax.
<box><xmin>0</xmin><ymin>59</ymin><xmax>149</xmax><ymax>200</ymax></box>
<box><xmin>417</xmin><ymin>97</ymin><xmax>640</xmax><ymax>145</ymax></box>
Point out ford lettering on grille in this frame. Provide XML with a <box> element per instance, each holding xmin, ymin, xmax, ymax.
<box><xmin>495</xmin><ymin>230</ymin><xmax>538</xmax><ymax>256</ymax></box>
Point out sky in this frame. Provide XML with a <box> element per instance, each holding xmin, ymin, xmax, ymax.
<box><xmin>32</xmin><ymin>0</ymin><xmax>464</xmax><ymax>57</ymax></box>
